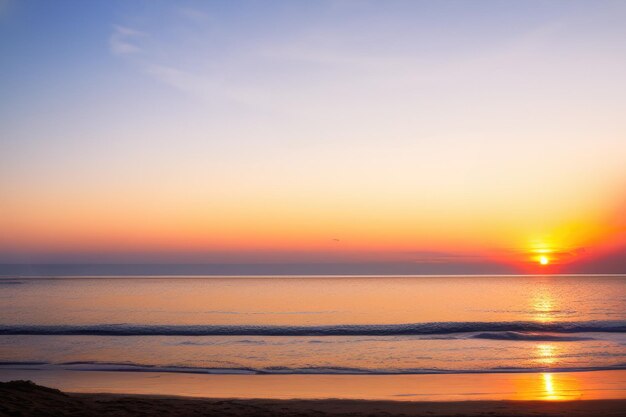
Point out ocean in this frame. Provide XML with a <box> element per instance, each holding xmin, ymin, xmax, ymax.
<box><xmin>0</xmin><ymin>275</ymin><xmax>624</xmax><ymax>378</ymax></box>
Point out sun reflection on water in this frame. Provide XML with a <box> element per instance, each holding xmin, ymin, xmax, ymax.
<box><xmin>542</xmin><ymin>373</ymin><xmax>557</xmax><ymax>399</ymax></box>
<box><xmin>540</xmin><ymin>373</ymin><xmax>583</xmax><ymax>401</ymax></box>
<box><xmin>530</xmin><ymin>283</ymin><xmax>559</xmax><ymax>323</ymax></box>
<box><xmin>515</xmin><ymin>372</ymin><xmax>584</xmax><ymax>401</ymax></box>
<box><xmin>537</xmin><ymin>344</ymin><xmax>556</xmax><ymax>365</ymax></box>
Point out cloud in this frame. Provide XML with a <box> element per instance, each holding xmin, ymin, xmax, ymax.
<box><xmin>406</xmin><ymin>251</ymin><xmax>489</xmax><ymax>264</ymax></box>
<box><xmin>145</xmin><ymin>64</ymin><xmax>272</xmax><ymax>109</ymax></box>
<box><xmin>111</xmin><ymin>26</ymin><xmax>268</xmax><ymax>108</ymax></box>
<box><xmin>178</xmin><ymin>7</ymin><xmax>209</xmax><ymax>22</ymax></box>
<box><xmin>109</xmin><ymin>25</ymin><xmax>145</xmax><ymax>55</ymax></box>
<box><xmin>145</xmin><ymin>64</ymin><xmax>214</xmax><ymax>97</ymax></box>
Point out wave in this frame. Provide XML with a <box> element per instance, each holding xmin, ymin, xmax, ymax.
<box><xmin>471</xmin><ymin>332</ymin><xmax>596</xmax><ymax>341</ymax></box>
<box><xmin>1</xmin><ymin>361</ymin><xmax>625</xmax><ymax>375</ymax></box>
<box><xmin>0</xmin><ymin>321</ymin><xmax>624</xmax><ymax>336</ymax></box>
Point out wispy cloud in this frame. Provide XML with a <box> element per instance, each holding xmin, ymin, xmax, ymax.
<box><xmin>178</xmin><ymin>7</ymin><xmax>209</xmax><ymax>22</ymax></box>
<box><xmin>145</xmin><ymin>64</ymin><xmax>271</xmax><ymax>109</ymax></box>
<box><xmin>145</xmin><ymin>64</ymin><xmax>212</xmax><ymax>97</ymax></box>
<box><xmin>406</xmin><ymin>251</ymin><xmax>491</xmax><ymax>264</ymax></box>
<box><xmin>109</xmin><ymin>25</ymin><xmax>145</xmax><ymax>55</ymax></box>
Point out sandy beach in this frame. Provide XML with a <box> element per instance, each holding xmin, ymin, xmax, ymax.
<box><xmin>2</xmin><ymin>380</ymin><xmax>626</xmax><ymax>417</ymax></box>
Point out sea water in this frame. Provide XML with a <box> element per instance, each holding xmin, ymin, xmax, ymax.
<box><xmin>0</xmin><ymin>275</ymin><xmax>624</xmax><ymax>376</ymax></box>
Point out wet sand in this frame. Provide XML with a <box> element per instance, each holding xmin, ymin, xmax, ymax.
<box><xmin>2</xmin><ymin>380</ymin><xmax>626</xmax><ymax>417</ymax></box>
<box><xmin>1</xmin><ymin>369</ymin><xmax>625</xmax><ymax>401</ymax></box>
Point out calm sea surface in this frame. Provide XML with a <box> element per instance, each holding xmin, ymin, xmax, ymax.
<box><xmin>0</xmin><ymin>275</ymin><xmax>624</xmax><ymax>375</ymax></box>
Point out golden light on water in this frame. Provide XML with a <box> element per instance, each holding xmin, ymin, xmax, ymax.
<box><xmin>538</xmin><ymin>373</ymin><xmax>583</xmax><ymax>401</ymax></box>
<box><xmin>531</xmin><ymin>285</ymin><xmax>557</xmax><ymax>323</ymax></box>
<box><xmin>542</xmin><ymin>373</ymin><xmax>556</xmax><ymax>399</ymax></box>
<box><xmin>537</xmin><ymin>344</ymin><xmax>556</xmax><ymax>365</ymax></box>
<box><xmin>513</xmin><ymin>372</ymin><xmax>584</xmax><ymax>401</ymax></box>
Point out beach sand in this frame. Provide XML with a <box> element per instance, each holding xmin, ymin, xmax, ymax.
<box><xmin>2</xmin><ymin>380</ymin><xmax>626</xmax><ymax>417</ymax></box>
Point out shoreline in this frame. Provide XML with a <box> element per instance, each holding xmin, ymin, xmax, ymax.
<box><xmin>1</xmin><ymin>369</ymin><xmax>624</xmax><ymax>402</ymax></box>
<box><xmin>2</xmin><ymin>381</ymin><xmax>626</xmax><ymax>417</ymax></box>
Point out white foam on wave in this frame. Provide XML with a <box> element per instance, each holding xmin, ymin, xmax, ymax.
<box><xmin>0</xmin><ymin>320</ymin><xmax>624</xmax><ymax>336</ymax></box>
<box><xmin>1</xmin><ymin>361</ymin><xmax>626</xmax><ymax>375</ymax></box>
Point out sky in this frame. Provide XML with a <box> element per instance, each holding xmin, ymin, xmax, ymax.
<box><xmin>1</xmin><ymin>0</ymin><xmax>625</xmax><ymax>274</ymax></box>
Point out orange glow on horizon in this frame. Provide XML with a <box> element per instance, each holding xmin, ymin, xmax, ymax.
<box><xmin>1</xmin><ymin>176</ymin><xmax>624</xmax><ymax>268</ymax></box>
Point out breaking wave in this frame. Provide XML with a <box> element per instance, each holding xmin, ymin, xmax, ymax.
<box><xmin>471</xmin><ymin>332</ymin><xmax>596</xmax><ymax>341</ymax></box>
<box><xmin>0</xmin><ymin>320</ymin><xmax>624</xmax><ymax>336</ymax></box>
<box><xmin>1</xmin><ymin>361</ymin><xmax>625</xmax><ymax>375</ymax></box>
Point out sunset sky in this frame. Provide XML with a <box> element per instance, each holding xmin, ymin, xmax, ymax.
<box><xmin>1</xmin><ymin>0</ymin><xmax>625</xmax><ymax>274</ymax></box>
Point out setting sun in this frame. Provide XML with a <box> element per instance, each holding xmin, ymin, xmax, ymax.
<box><xmin>539</xmin><ymin>256</ymin><xmax>550</xmax><ymax>266</ymax></box>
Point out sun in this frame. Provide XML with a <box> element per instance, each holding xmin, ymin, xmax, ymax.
<box><xmin>539</xmin><ymin>255</ymin><xmax>549</xmax><ymax>265</ymax></box>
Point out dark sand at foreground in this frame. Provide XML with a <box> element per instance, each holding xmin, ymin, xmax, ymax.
<box><xmin>2</xmin><ymin>381</ymin><xmax>626</xmax><ymax>417</ymax></box>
